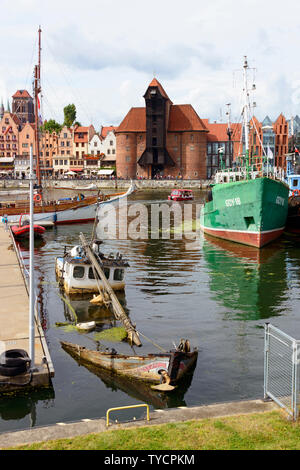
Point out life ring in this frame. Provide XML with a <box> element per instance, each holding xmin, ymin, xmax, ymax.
<box><xmin>292</xmin><ymin>190</ymin><xmax>300</xmax><ymax>197</ymax></box>
<box><xmin>34</xmin><ymin>193</ymin><xmax>42</xmax><ymax>202</ymax></box>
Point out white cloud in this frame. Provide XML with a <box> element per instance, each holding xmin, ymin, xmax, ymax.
<box><xmin>1</xmin><ymin>0</ymin><xmax>300</xmax><ymax>128</ymax></box>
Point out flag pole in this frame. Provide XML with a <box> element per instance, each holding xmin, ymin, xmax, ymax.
<box><xmin>29</xmin><ymin>144</ymin><xmax>35</xmax><ymax>366</ymax></box>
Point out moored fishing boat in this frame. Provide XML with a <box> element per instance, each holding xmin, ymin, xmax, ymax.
<box><xmin>285</xmin><ymin>152</ymin><xmax>300</xmax><ymax>234</ymax></box>
<box><xmin>200</xmin><ymin>58</ymin><xmax>289</xmax><ymax>248</ymax></box>
<box><xmin>61</xmin><ymin>339</ymin><xmax>198</xmax><ymax>385</ymax></box>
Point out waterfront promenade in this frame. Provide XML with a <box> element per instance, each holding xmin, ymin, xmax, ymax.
<box><xmin>0</xmin><ymin>224</ymin><xmax>53</xmax><ymax>392</ymax></box>
<box><xmin>0</xmin><ymin>178</ymin><xmax>211</xmax><ymax>191</ymax></box>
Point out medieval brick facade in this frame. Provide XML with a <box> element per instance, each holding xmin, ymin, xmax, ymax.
<box><xmin>116</xmin><ymin>79</ymin><xmax>209</xmax><ymax>179</ymax></box>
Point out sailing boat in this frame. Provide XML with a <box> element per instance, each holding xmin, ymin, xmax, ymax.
<box><xmin>200</xmin><ymin>57</ymin><xmax>289</xmax><ymax>248</ymax></box>
<box><xmin>0</xmin><ymin>27</ymin><xmax>129</xmax><ymax>225</ymax></box>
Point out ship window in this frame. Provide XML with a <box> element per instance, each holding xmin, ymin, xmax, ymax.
<box><xmin>292</xmin><ymin>179</ymin><xmax>299</xmax><ymax>187</ymax></box>
<box><xmin>88</xmin><ymin>267</ymin><xmax>95</xmax><ymax>279</ymax></box>
<box><xmin>113</xmin><ymin>269</ymin><xmax>124</xmax><ymax>281</ymax></box>
<box><xmin>244</xmin><ymin>216</ymin><xmax>255</xmax><ymax>228</ymax></box>
<box><xmin>73</xmin><ymin>266</ymin><xmax>85</xmax><ymax>279</ymax></box>
<box><xmin>104</xmin><ymin>268</ymin><xmax>110</xmax><ymax>279</ymax></box>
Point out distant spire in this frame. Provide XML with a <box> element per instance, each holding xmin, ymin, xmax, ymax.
<box><xmin>6</xmin><ymin>99</ymin><xmax>10</xmax><ymax>113</ymax></box>
<box><xmin>0</xmin><ymin>99</ymin><xmax>4</xmax><ymax>119</ymax></box>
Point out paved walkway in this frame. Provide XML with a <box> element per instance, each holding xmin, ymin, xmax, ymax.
<box><xmin>0</xmin><ymin>398</ymin><xmax>277</xmax><ymax>448</ymax></box>
<box><xmin>0</xmin><ymin>224</ymin><xmax>53</xmax><ymax>391</ymax></box>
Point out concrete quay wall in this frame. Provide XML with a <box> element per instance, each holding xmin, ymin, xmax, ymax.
<box><xmin>0</xmin><ymin>225</ymin><xmax>54</xmax><ymax>393</ymax></box>
<box><xmin>0</xmin><ymin>179</ymin><xmax>211</xmax><ymax>191</ymax></box>
<box><xmin>0</xmin><ymin>399</ymin><xmax>277</xmax><ymax>448</ymax></box>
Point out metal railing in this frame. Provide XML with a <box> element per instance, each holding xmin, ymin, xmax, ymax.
<box><xmin>106</xmin><ymin>404</ymin><xmax>150</xmax><ymax>427</ymax></box>
<box><xmin>264</xmin><ymin>323</ymin><xmax>300</xmax><ymax>420</ymax></box>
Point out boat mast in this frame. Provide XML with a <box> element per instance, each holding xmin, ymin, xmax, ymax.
<box><xmin>242</xmin><ymin>56</ymin><xmax>250</xmax><ymax>169</ymax></box>
<box><xmin>226</xmin><ymin>103</ymin><xmax>233</xmax><ymax>167</ymax></box>
<box><xmin>34</xmin><ymin>26</ymin><xmax>42</xmax><ymax>188</ymax></box>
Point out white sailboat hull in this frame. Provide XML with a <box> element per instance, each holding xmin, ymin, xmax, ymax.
<box><xmin>7</xmin><ymin>202</ymin><xmax>97</xmax><ymax>224</ymax></box>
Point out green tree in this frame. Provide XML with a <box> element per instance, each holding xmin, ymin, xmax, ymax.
<box><xmin>63</xmin><ymin>104</ymin><xmax>76</xmax><ymax>128</ymax></box>
<box><xmin>42</xmin><ymin>119</ymin><xmax>62</xmax><ymax>134</ymax></box>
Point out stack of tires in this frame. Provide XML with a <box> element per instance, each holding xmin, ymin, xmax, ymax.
<box><xmin>0</xmin><ymin>349</ymin><xmax>31</xmax><ymax>377</ymax></box>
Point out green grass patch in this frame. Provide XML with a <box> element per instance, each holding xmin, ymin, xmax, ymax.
<box><xmin>6</xmin><ymin>411</ymin><xmax>300</xmax><ymax>451</ymax></box>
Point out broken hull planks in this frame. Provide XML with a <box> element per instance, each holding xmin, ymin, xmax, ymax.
<box><xmin>61</xmin><ymin>341</ymin><xmax>198</xmax><ymax>384</ymax></box>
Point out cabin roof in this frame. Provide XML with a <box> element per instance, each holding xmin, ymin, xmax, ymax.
<box><xmin>65</xmin><ymin>255</ymin><xmax>129</xmax><ymax>268</ymax></box>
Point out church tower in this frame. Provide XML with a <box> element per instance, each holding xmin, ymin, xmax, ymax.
<box><xmin>0</xmin><ymin>99</ymin><xmax>4</xmax><ymax>119</ymax></box>
<box><xmin>12</xmin><ymin>90</ymin><xmax>35</xmax><ymax>126</ymax></box>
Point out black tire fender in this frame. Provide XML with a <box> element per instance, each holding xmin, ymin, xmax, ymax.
<box><xmin>0</xmin><ymin>349</ymin><xmax>30</xmax><ymax>367</ymax></box>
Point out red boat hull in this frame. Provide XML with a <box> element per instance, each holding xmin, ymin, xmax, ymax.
<box><xmin>201</xmin><ymin>226</ymin><xmax>285</xmax><ymax>248</ymax></box>
<box><xmin>11</xmin><ymin>224</ymin><xmax>46</xmax><ymax>239</ymax></box>
<box><xmin>168</xmin><ymin>196</ymin><xmax>194</xmax><ymax>201</ymax></box>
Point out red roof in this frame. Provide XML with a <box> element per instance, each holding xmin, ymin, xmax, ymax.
<box><xmin>168</xmin><ymin>105</ymin><xmax>208</xmax><ymax>132</ymax></box>
<box><xmin>12</xmin><ymin>90</ymin><xmax>32</xmax><ymax>99</ymax></box>
<box><xmin>74</xmin><ymin>126</ymin><xmax>89</xmax><ymax>133</ymax></box>
<box><xmin>100</xmin><ymin>126</ymin><xmax>116</xmax><ymax>139</ymax></box>
<box><xmin>206</xmin><ymin>121</ymin><xmax>242</xmax><ymax>142</ymax></box>
<box><xmin>116</xmin><ymin>107</ymin><xmax>146</xmax><ymax>133</ymax></box>
<box><xmin>116</xmin><ymin>104</ymin><xmax>208</xmax><ymax>133</ymax></box>
<box><xmin>147</xmin><ymin>78</ymin><xmax>172</xmax><ymax>102</ymax></box>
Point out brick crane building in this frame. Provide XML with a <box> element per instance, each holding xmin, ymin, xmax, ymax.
<box><xmin>116</xmin><ymin>78</ymin><xmax>209</xmax><ymax>179</ymax></box>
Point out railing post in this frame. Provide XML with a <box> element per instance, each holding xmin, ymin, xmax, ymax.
<box><xmin>292</xmin><ymin>341</ymin><xmax>299</xmax><ymax>421</ymax></box>
<box><xmin>264</xmin><ymin>322</ymin><xmax>270</xmax><ymax>400</ymax></box>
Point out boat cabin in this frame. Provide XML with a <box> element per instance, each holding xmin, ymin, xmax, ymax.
<box><xmin>55</xmin><ymin>242</ymin><xmax>129</xmax><ymax>294</ymax></box>
<box><xmin>287</xmin><ymin>174</ymin><xmax>300</xmax><ymax>197</ymax></box>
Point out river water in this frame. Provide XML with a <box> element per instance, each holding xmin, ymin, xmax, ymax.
<box><xmin>0</xmin><ymin>189</ymin><xmax>300</xmax><ymax>432</ymax></box>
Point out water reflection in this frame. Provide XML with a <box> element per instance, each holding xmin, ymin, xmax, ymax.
<box><xmin>203</xmin><ymin>235</ymin><xmax>288</xmax><ymax>320</ymax></box>
<box><xmin>62</xmin><ymin>349</ymin><xmax>197</xmax><ymax>409</ymax></box>
<box><xmin>0</xmin><ymin>388</ymin><xmax>54</xmax><ymax>424</ymax></box>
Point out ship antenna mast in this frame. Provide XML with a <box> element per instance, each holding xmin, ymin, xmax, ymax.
<box><xmin>242</xmin><ymin>56</ymin><xmax>250</xmax><ymax>157</ymax></box>
<box><xmin>34</xmin><ymin>25</ymin><xmax>42</xmax><ymax>188</ymax></box>
<box><xmin>226</xmin><ymin>103</ymin><xmax>233</xmax><ymax>167</ymax></box>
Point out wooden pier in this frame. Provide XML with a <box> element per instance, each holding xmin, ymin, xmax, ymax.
<box><xmin>0</xmin><ymin>224</ymin><xmax>54</xmax><ymax>393</ymax></box>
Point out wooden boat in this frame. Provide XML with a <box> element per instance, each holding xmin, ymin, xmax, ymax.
<box><xmin>1</xmin><ymin>181</ymin><xmax>136</xmax><ymax>225</ymax></box>
<box><xmin>64</xmin><ymin>350</ymin><xmax>196</xmax><ymax>408</ymax></box>
<box><xmin>11</xmin><ymin>214</ymin><xmax>45</xmax><ymax>239</ymax></box>
<box><xmin>97</xmin><ymin>182</ymin><xmax>136</xmax><ymax>208</ymax></box>
<box><xmin>0</xmin><ymin>193</ymin><xmax>100</xmax><ymax>224</ymax></box>
<box><xmin>168</xmin><ymin>189</ymin><xmax>194</xmax><ymax>201</ymax></box>
<box><xmin>61</xmin><ymin>339</ymin><xmax>198</xmax><ymax>384</ymax></box>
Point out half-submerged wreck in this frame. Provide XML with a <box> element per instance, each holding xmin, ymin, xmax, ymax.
<box><xmin>61</xmin><ymin>339</ymin><xmax>198</xmax><ymax>386</ymax></box>
<box><xmin>55</xmin><ymin>240</ymin><xmax>129</xmax><ymax>294</ymax></box>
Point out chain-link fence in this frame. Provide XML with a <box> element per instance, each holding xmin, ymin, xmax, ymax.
<box><xmin>264</xmin><ymin>323</ymin><xmax>300</xmax><ymax>420</ymax></box>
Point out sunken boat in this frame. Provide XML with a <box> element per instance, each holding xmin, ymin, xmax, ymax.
<box><xmin>61</xmin><ymin>339</ymin><xmax>198</xmax><ymax>386</ymax></box>
<box><xmin>55</xmin><ymin>239</ymin><xmax>129</xmax><ymax>294</ymax></box>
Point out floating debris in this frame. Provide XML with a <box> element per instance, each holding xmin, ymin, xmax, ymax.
<box><xmin>93</xmin><ymin>327</ymin><xmax>128</xmax><ymax>343</ymax></box>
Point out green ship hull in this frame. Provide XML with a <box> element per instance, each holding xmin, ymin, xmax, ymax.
<box><xmin>200</xmin><ymin>177</ymin><xmax>289</xmax><ymax>248</ymax></box>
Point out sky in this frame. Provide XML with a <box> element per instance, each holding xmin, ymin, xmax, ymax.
<box><xmin>1</xmin><ymin>0</ymin><xmax>300</xmax><ymax>131</ymax></box>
